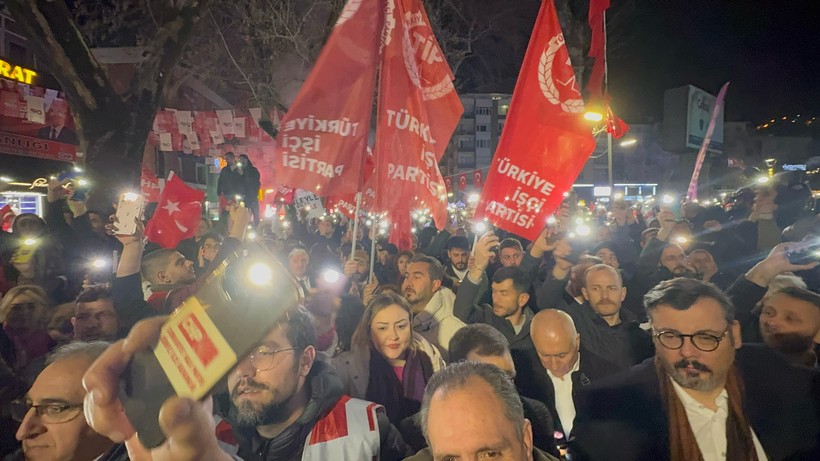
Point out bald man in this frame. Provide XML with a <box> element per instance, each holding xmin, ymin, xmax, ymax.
<box><xmin>517</xmin><ymin>310</ymin><xmax>621</xmax><ymax>443</ymax></box>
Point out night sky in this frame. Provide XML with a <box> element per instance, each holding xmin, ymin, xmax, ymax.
<box><xmin>459</xmin><ymin>0</ymin><xmax>820</xmax><ymax>125</ymax></box>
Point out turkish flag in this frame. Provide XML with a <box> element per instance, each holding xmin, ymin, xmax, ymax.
<box><xmin>1</xmin><ymin>204</ymin><xmax>15</xmax><ymax>232</ymax></box>
<box><xmin>275</xmin><ymin>0</ymin><xmax>382</xmax><ymax>197</ymax></box>
<box><xmin>145</xmin><ymin>173</ymin><xmax>205</xmax><ymax>249</ymax></box>
<box><xmin>140</xmin><ymin>168</ymin><xmax>162</xmax><ymax>203</ymax></box>
<box><xmin>273</xmin><ymin>185</ymin><xmax>295</xmax><ymax>204</ymax></box>
<box><xmin>444</xmin><ymin>177</ymin><xmax>452</xmax><ymax>192</ymax></box>
<box><xmin>606</xmin><ymin>103</ymin><xmax>629</xmax><ymax>139</ymax></box>
<box><xmin>474</xmin><ymin>0</ymin><xmax>595</xmax><ymax>240</ymax></box>
<box><xmin>458</xmin><ymin>174</ymin><xmax>467</xmax><ymax>191</ymax></box>
<box><xmin>585</xmin><ymin>0</ymin><xmax>610</xmax><ymax>99</ymax></box>
<box><xmin>473</xmin><ymin>170</ymin><xmax>483</xmax><ymax>188</ymax></box>
<box><xmin>374</xmin><ymin>0</ymin><xmax>464</xmax><ymax>250</ymax></box>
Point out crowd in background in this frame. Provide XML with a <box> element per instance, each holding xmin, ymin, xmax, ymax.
<box><xmin>0</xmin><ymin>168</ymin><xmax>819</xmax><ymax>461</ymax></box>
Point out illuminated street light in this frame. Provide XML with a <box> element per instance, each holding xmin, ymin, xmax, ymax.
<box><xmin>620</xmin><ymin>138</ymin><xmax>637</xmax><ymax>147</ymax></box>
<box><xmin>584</xmin><ymin>111</ymin><xmax>604</xmax><ymax>122</ymax></box>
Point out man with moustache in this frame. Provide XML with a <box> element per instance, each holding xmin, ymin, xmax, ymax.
<box><xmin>81</xmin><ymin>310</ymin><xmax>411</xmax><ymax>461</ymax></box>
<box><xmin>567</xmin><ymin>264</ymin><xmax>653</xmax><ymax>371</ymax></box>
<box><xmin>570</xmin><ymin>278</ymin><xmax>820</xmax><ymax>461</ymax></box>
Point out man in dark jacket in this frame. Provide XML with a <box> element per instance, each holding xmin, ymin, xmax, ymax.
<box><xmin>238</xmin><ymin>154</ymin><xmax>261</xmax><ymax>224</ymax></box>
<box><xmin>570</xmin><ymin>278</ymin><xmax>820</xmax><ymax>461</ymax></box>
<box><xmin>520</xmin><ymin>309</ymin><xmax>621</xmax><ymax>445</ymax></box>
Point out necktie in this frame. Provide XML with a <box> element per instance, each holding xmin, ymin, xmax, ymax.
<box><xmin>51</xmin><ymin>128</ymin><xmax>56</xmax><ymax>140</ymax></box>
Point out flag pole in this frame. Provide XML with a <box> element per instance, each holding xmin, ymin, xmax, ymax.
<box><xmin>369</xmin><ymin>225</ymin><xmax>378</xmax><ymax>283</ymax></box>
<box><xmin>348</xmin><ymin>191</ymin><xmax>363</xmax><ymax>261</ymax></box>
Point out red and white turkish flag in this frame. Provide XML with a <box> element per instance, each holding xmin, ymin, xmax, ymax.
<box><xmin>1</xmin><ymin>204</ymin><xmax>15</xmax><ymax>232</ymax></box>
<box><xmin>473</xmin><ymin>170</ymin><xmax>483</xmax><ymax>188</ymax></box>
<box><xmin>374</xmin><ymin>0</ymin><xmax>464</xmax><ymax>250</ymax></box>
<box><xmin>140</xmin><ymin>168</ymin><xmax>162</xmax><ymax>203</ymax></box>
<box><xmin>458</xmin><ymin>174</ymin><xmax>468</xmax><ymax>191</ymax></box>
<box><xmin>474</xmin><ymin>0</ymin><xmax>595</xmax><ymax>240</ymax></box>
<box><xmin>275</xmin><ymin>0</ymin><xmax>382</xmax><ymax>197</ymax></box>
<box><xmin>145</xmin><ymin>173</ymin><xmax>205</xmax><ymax>249</ymax></box>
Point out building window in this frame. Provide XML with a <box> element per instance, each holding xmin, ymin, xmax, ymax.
<box><xmin>476</xmin><ymin>139</ymin><xmax>490</xmax><ymax>148</ymax></box>
<box><xmin>476</xmin><ymin>124</ymin><xmax>488</xmax><ymax>132</ymax></box>
<box><xmin>476</xmin><ymin>107</ymin><xmax>491</xmax><ymax>115</ymax></box>
<box><xmin>8</xmin><ymin>41</ymin><xmax>28</xmax><ymax>66</ymax></box>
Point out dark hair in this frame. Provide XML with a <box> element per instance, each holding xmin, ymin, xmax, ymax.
<box><xmin>491</xmin><ymin>266</ymin><xmax>530</xmax><ymax>294</ymax></box>
<box><xmin>449</xmin><ymin>324</ymin><xmax>510</xmax><ymax>363</ymax></box>
<box><xmin>499</xmin><ymin>238</ymin><xmax>523</xmax><ymax>252</ymax></box>
<box><xmin>277</xmin><ymin>307</ymin><xmax>316</xmax><ymax>350</ymax></box>
<box><xmin>773</xmin><ymin>286</ymin><xmax>820</xmax><ymax>310</ymax></box>
<box><xmin>199</xmin><ymin>232</ymin><xmax>223</xmax><ymax>247</ymax></box>
<box><xmin>446</xmin><ymin>236</ymin><xmax>470</xmax><ymax>251</ymax></box>
<box><xmin>76</xmin><ymin>286</ymin><xmax>112</xmax><ymax>304</ymax></box>
<box><xmin>410</xmin><ymin>254</ymin><xmax>445</xmax><ymax>282</ymax></box>
<box><xmin>225</xmin><ymin>151</ymin><xmax>235</xmax><ymax>158</ymax></box>
<box><xmin>591</xmin><ymin>241</ymin><xmax>620</xmax><ymax>260</ymax></box>
<box><xmin>643</xmin><ymin>277</ymin><xmax>734</xmax><ymax>324</ymax></box>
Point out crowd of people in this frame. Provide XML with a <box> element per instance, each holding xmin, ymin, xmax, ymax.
<box><xmin>1</xmin><ymin>169</ymin><xmax>819</xmax><ymax>461</ymax></box>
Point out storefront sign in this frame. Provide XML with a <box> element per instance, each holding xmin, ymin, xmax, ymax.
<box><xmin>0</xmin><ymin>59</ymin><xmax>37</xmax><ymax>84</ymax></box>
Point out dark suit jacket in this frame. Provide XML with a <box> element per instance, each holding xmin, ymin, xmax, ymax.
<box><xmin>569</xmin><ymin>345</ymin><xmax>820</xmax><ymax>461</ymax></box>
<box><xmin>37</xmin><ymin>125</ymin><xmax>77</xmax><ymax>144</ymax></box>
<box><xmin>515</xmin><ymin>347</ymin><xmax>622</xmax><ymax>436</ymax></box>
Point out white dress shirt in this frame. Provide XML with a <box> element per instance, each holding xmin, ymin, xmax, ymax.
<box><xmin>670</xmin><ymin>379</ymin><xmax>768</xmax><ymax>461</ymax></box>
<box><xmin>546</xmin><ymin>354</ymin><xmax>581</xmax><ymax>436</ymax></box>
<box><xmin>452</xmin><ymin>266</ymin><xmax>468</xmax><ymax>282</ymax></box>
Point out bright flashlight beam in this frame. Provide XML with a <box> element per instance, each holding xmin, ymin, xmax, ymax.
<box><xmin>122</xmin><ymin>192</ymin><xmax>139</xmax><ymax>201</ymax></box>
<box><xmin>248</xmin><ymin>263</ymin><xmax>274</xmax><ymax>286</ymax></box>
<box><xmin>584</xmin><ymin>111</ymin><xmax>604</xmax><ymax>122</ymax></box>
<box><xmin>323</xmin><ymin>270</ymin><xmax>341</xmax><ymax>284</ymax></box>
<box><xmin>575</xmin><ymin>224</ymin><xmax>591</xmax><ymax>237</ymax></box>
<box><xmin>92</xmin><ymin>259</ymin><xmax>107</xmax><ymax>269</ymax></box>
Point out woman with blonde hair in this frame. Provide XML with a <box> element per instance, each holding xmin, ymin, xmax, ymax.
<box><xmin>333</xmin><ymin>292</ymin><xmax>444</xmax><ymax>425</ymax></box>
<box><xmin>0</xmin><ymin>285</ymin><xmax>53</xmax><ymax>371</ymax></box>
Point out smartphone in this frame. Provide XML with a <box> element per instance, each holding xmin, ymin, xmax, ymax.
<box><xmin>787</xmin><ymin>236</ymin><xmax>820</xmax><ymax>265</ymax></box>
<box><xmin>11</xmin><ymin>239</ymin><xmax>39</xmax><ymax>265</ymax></box>
<box><xmin>116</xmin><ymin>193</ymin><xmax>145</xmax><ymax>235</ymax></box>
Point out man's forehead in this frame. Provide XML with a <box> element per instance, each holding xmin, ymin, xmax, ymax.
<box><xmin>651</xmin><ymin>300</ymin><xmax>726</xmax><ymax>328</ymax></box>
<box><xmin>76</xmin><ymin>299</ymin><xmax>114</xmax><ymax>312</ymax></box>
<box><xmin>259</xmin><ymin>324</ymin><xmax>290</xmax><ymax>347</ymax></box>
<box><xmin>768</xmin><ymin>294</ymin><xmax>820</xmax><ymax>314</ymax></box>
<box><xmin>31</xmin><ymin>358</ymin><xmax>90</xmax><ymax>401</ymax></box>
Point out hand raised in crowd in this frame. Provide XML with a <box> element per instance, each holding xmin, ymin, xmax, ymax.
<box><xmin>227</xmin><ymin>203</ymin><xmax>252</xmax><ymax>240</ymax></box>
<box><xmin>551</xmin><ymin>236</ymin><xmax>574</xmax><ymax>279</ymax></box>
<box><xmin>473</xmin><ymin>232</ymin><xmax>500</xmax><ymax>272</ymax></box>
<box><xmin>82</xmin><ymin>317</ymin><xmax>233</xmax><ymax>461</ymax></box>
<box><xmin>362</xmin><ymin>278</ymin><xmax>379</xmax><ymax>306</ymax></box>
<box><xmin>343</xmin><ymin>259</ymin><xmax>359</xmax><ymax>279</ymax></box>
<box><xmin>656</xmin><ymin>209</ymin><xmax>676</xmax><ymax>241</ymax></box>
<box><xmin>108</xmin><ymin>215</ymin><xmax>145</xmax><ymax>246</ymax></box>
<box><xmin>746</xmin><ymin>242</ymin><xmax>820</xmax><ymax>287</ymax></box>
<box><xmin>529</xmin><ymin>226</ymin><xmax>553</xmax><ymax>259</ymax></box>
<box><xmin>46</xmin><ymin>176</ymin><xmax>71</xmax><ymax>203</ymax></box>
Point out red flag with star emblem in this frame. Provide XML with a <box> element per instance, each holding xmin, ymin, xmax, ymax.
<box><xmin>145</xmin><ymin>172</ymin><xmax>205</xmax><ymax>248</ymax></box>
<box><xmin>474</xmin><ymin>0</ymin><xmax>595</xmax><ymax>240</ymax></box>
<box><xmin>140</xmin><ymin>167</ymin><xmax>162</xmax><ymax>203</ymax></box>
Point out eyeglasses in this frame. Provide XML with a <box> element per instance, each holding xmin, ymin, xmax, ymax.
<box><xmin>654</xmin><ymin>329</ymin><xmax>729</xmax><ymax>352</ymax></box>
<box><xmin>10</xmin><ymin>400</ymin><xmax>84</xmax><ymax>424</ymax></box>
<box><xmin>247</xmin><ymin>346</ymin><xmax>299</xmax><ymax>372</ymax></box>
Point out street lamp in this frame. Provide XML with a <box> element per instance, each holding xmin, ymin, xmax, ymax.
<box><xmin>620</xmin><ymin>138</ymin><xmax>637</xmax><ymax>147</ymax></box>
<box><xmin>584</xmin><ymin>111</ymin><xmax>604</xmax><ymax>122</ymax></box>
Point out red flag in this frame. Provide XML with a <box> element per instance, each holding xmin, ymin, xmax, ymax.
<box><xmin>326</xmin><ymin>152</ymin><xmax>376</xmax><ymax>219</ymax></box>
<box><xmin>458</xmin><ymin>174</ymin><xmax>467</xmax><ymax>191</ymax></box>
<box><xmin>444</xmin><ymin>177</ymin><xmax>452</xmax><ymax>192</ymax></box>
<box><xmin>140</xmin><ymin>168</ymin><xmax>162</xmax><ymax>203</ymax></box>
<box><xmin>1</xmin><ymin>204</ymin><xmax>15</xmax><ymax>232</ymax></box>
<box><xmin>374</xmin><ymin>0</ymin><xmax>464</xmax><ymax>249</ymax></box>
<box><xmin>144</xmin><ymin>173</ymin><xmax>205</xmax><ymax>249</ymax></box>
<box><xmin>273</xmin><ymin>185</ymin><xmax>295</xmax><ymax>204</ymax></box>
<box><xmin>585</xmin><ymin>0</ymin><xmax>610</xmax><ymax>99</ymax></box>
<box><xmin>275</xmin><ymin>0</ymin><xmax>383</xmax><ymax>197</ymax></box>
<box><xmin>475</xmin><ymin>0</ymin><xmax>595</xmax><ymax>241</ymax></box>
<box><xmin>605</xmin><ymin>102</ymin><xmax>629</xmax><ymax>139</ymax></box>
<box><xmin>473</xmin><ymin>170</ymin><xmax>482</xmax><ymax>188</ymax></box>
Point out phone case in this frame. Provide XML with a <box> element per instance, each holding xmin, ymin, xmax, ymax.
<box><xmin>11</xmin><ymin>245</ymin><xmax>36</xmax><ymax>265</ymax></box>
<box><xmin>116</xmin><ymin>194</ymin><xmax>146</xmax><ymax>235</ymax></box>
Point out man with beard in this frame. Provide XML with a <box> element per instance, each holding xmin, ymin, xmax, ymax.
<box><xmin>444</xmin><ymin>236</ymin><xmax>470</xmax><ymax>287</ymax></box>
<box><xmin>402</xmin><ymin>255</ymin><xmax>465</xmax><ymax>359</ymax></box>
<box><xmin>571</xmin><ymin>264</ymin><xmax>653</xmax><ymax>371</ymax></box>
<box><xmin>81</xmin><ymin>310</ymin><xmax>411</xmax><ymax>461</ymax></box>
<box><xmin>72</xmin><ymin>287</ymin><xmax>120</xmax><ymax>342</ymax></box>
<box><xmin>570</xmin><ymin>278</ymin><xmax>820</xmax><ymax>461</ymax></box>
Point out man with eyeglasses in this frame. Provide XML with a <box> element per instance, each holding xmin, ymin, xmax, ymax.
<box><xmin>9</xmin><ymin>341</ymin><xmax>113</xmax><ymax>461</ymax></box>
<box><xmin>81</xmin><ymin>309</ymin><xmax>411</xmax><ymax>461</ymax></box>
<box><xmin>569</xmin><ymin>277</ymin><xmax>820</xmax><ymax>460</ymax></box>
